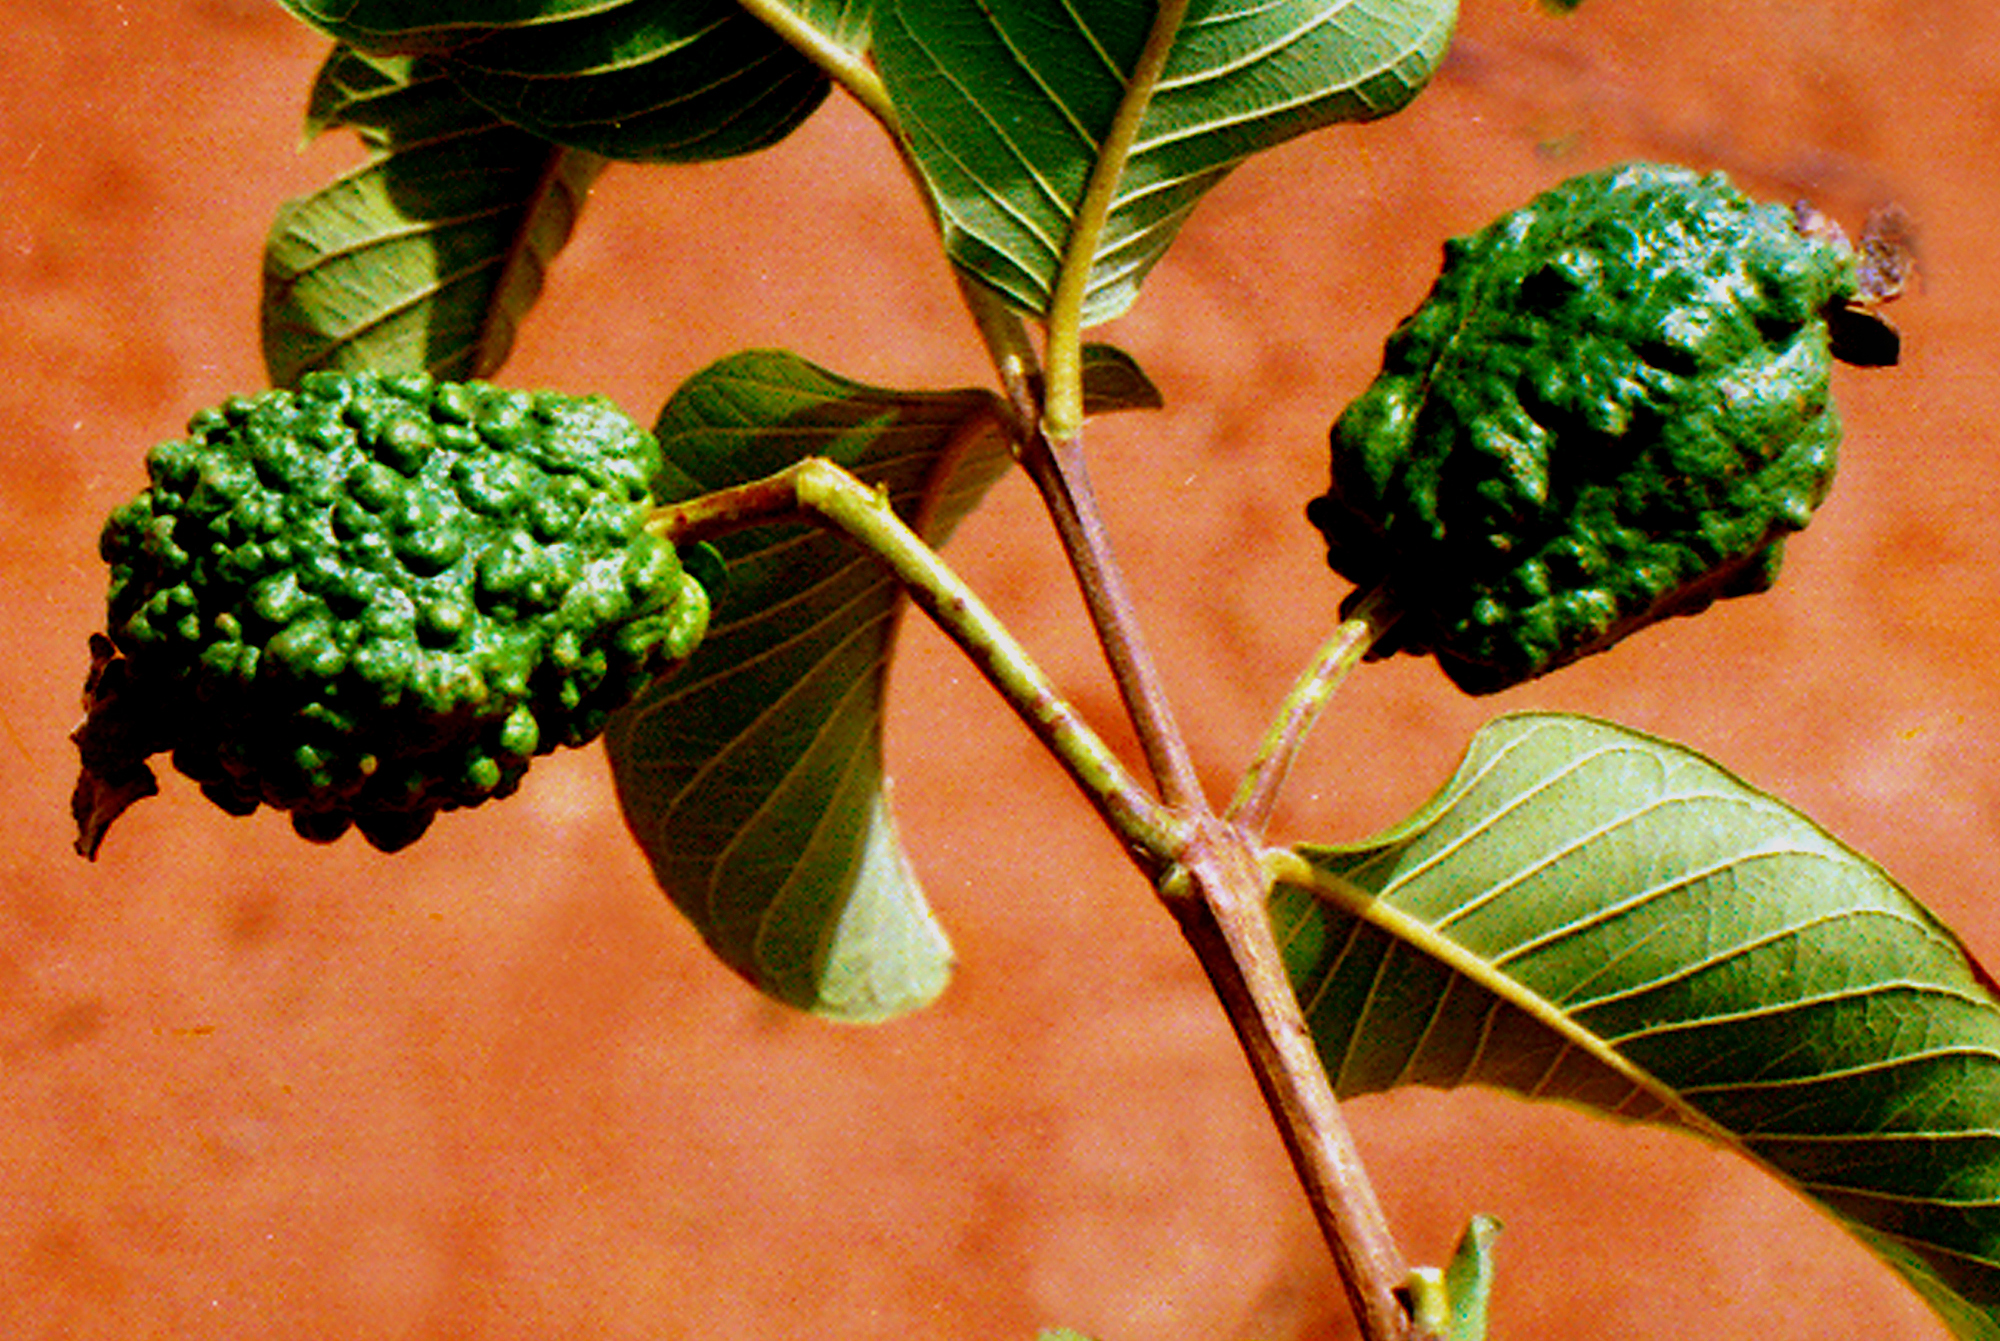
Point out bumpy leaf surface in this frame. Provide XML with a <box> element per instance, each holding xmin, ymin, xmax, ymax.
<box><xmin>265</xmin><ymin>47</ymin><xmax>600</xmax><ymax>385</ymax></box>
<box><xmin>78</xmin><ymin>373</ymin><xmax>705</xmax><ymax>854</ymax></box>
<box><xmin>876</xmin><ymin>0</ymin><xmax>1457</xmax><ymax>324</ymax></box>
<box><xmin>1274</xmin><ymin>713</ymin><xmax>2000</xmax><ymax>1340</ymax></box>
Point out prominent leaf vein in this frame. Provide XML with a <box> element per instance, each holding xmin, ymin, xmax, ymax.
<box><xmin>1279</xmin><ymin>714</ymin><xmax>2000</xmax><ymax>1335</ymax></box>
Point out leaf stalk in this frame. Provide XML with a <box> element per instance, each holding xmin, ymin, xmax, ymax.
<box><xmin>733</xmin><ymin>0</ymin><xmax>899</xmax><ymax>128</ymax></box>
<box><xmin>649</xmin><ymin>459</ymin><xmax>1188</xmax><ymax>861</ymax></box>
<box><xmin>1041</xmin><ymin>0</ymin><xmax>1191</xmax><ymax>439</ymax></box>
<box><xmin>721</xmin><ymin>12</ymin><xmax>1421</xmax><ymax>1320</ymax></box>
<box><xmin>1228</xmin><ymin>587</ymin><xmax>1402</xmax><ymax>834</ymax></box>
<box><xmin>654</xmin><ymin>456</ymin><xmax>1426</xmax><ymax>1341</ymax></box>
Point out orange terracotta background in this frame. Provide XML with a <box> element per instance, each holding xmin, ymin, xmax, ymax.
<box><xmin>6</xmin><ymin>2</ymin><xmax>1999</xmax><ymax>1338</ymax></box>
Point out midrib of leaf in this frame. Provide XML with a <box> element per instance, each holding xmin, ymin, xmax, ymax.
<box><xmin>1280</xmin><ymin>779</ymin><xmax>1944</xmax><ymax>1111</ymax></box>
<box><xmin>266</xmin><ymin>48</ymin><xmax>600</xmax><ymax>383</ymax></box>
<box><xmin>1274</xmin><ymin>714</ymin><xmax>2000</xmax><ymax>1336</ymax></box>
<box><xmin>662</xmin><ymin>566</ymin><xmax>895</xmax><ymax>819</ymax></box>
<box><xmin>735</xmin><ymin>0</ymin><xmax>892</xmax><ymax>123</ymax></box>
<box><xmin>1044</xmin><ymin>0</ymin><xmax>1190</xmax><ymax>437</ymax></box>
<box><xmin>740</xmin><ymin>664</ymin><xmax>884</xmax><ymax>954</ymax></box>
<box><xmin>315</xmin><ymin>139</ymin><xmax>588</xmax><ymax>346</ymax></box>
<box><xmin>1267</xmin><ymin>846</ymin><xmax>1737</xmax><ymax>1144</ymax></box>
<box><xmin>477</xmin><ymin>145</ymin><xmax>589</xmax><ymax>369</ymax></box>
<box><xmin>331</xmin><ymin>128</ymin><xmax>584</xmax><ymax>338</ymax></box>
<box><xmin>608</xmin><ymin>350</ymin><xmax>1024</xmax><ymax>1020</ymax></box>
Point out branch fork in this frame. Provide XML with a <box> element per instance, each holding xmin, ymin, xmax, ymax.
<box><xmin>652</xmin><ymin>449</ymin><xmax>1424</xmax><ymax>1340</ymax></box>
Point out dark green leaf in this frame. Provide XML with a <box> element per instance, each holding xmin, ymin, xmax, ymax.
<box><xmin>605</xmin><ymin>350</ymin><xmax>1014</xmax><ymax>1021</ymax></box>
<box><xmin>1274</xmin><ymin>713</ymin><xmax>2000</xmax><ymax>1339</ymax></box>
<box><xmin>1081</xmin><ymin>342</ymin><xmax>1165</xmax><ymax>415</ymax></box>
<box><xmin>275</xmin><ymin>0</ymin><xmax>845</xmax><ymax>163</ymax></box>
<box><xmin>264</xmin><ymin>47</ymin><xmax>600</xmax><ymax>385</ymax></box>
<box><xmin>875</xmin><ymin>0</ymin><xmax>1457</xmax><ymax>325</ymax></box>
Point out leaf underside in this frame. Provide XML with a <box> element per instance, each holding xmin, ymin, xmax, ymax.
<box><xmin>875</xmin><ymin>0</ymin><xmax>1458</xmax><ymax>325</ymax></box>
<box><xmin>605</xmin><ymin>350</ymin><xmax>1012</xmax><ymax>1021</ymax></box>
<box><xmin>605</xmin><ymin>344</ymin><xmax>1157</xmax><ymax>1020</ymax></box>
<box><xmin>263</xmin><ymin>47</ymin><xmax>600</xmax><ymax>385</ymax></box>
<box><xmin>275</xmin><ymin>0</ymin><xmax>851</xmax><ymax>163</ymax></box>
<box><xmin>1275</xmin><ymin>713</ymin><xmax>2000</xmax><ymax>1340</ymax></box>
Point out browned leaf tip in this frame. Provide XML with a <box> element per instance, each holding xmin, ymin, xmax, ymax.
<box><xmin>70</xmin><ymin>633</ymin><xmax>162</xmax><ymax>860</ymax></box>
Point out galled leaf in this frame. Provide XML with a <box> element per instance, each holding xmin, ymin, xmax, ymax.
<box><xmin>875</xmin><ymin>0</ymin><xmax>1458</xmax><ymax>325</ymax></box>
<box><xmin>1273</xmin><ymin>713</ymin><xmax>2000</xmax><ymax>1339</ymax></box>
<box><xmin>264</xmin><ymin>47</ymin><xmax>600</xmax><ymax>385</ymax></box>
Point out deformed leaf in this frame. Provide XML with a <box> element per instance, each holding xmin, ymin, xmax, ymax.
<box><xmin>876</xmin><ymin>0</ymin><xmax>1458</xmax><ymax>325</ymax></box>
<box><xmin>1273</xmin><ymin>713</ymin><xmax>2000</xmax><ymax>1339</ymax></box>
<box><xmin>605</xmin><ymin>350</ymin><xmax>1014</xmax><ymax>1021</ymax></box>
<box><xmin>264</xmin><ymin>47</ymin><xmax>601</xmax><ymax>385</ymax></box>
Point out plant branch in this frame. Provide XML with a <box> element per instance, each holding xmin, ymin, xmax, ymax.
<box><xmin>956</xmin><ymin>274</ymin><xmax>1044</xmax><ymax>434</ymax></box>
<box><xmin>943</xmin><ymin>258</ymin><xmax>1205</xmax><ymax>815</ymax></box>
<box><xmin>953</xmin><ymin>209</ymin><xmax>1416</xmax><ymax>1335</ymax></box>
<box><xmin>1018</xmin><ymin>425</ymin><xmax>1208</xmax><ymax>814</ymax></box>
<box><xmin>1162</xmin><ymin>821</ymin><xmax>1419</xmax><ymax>1341</ymax></box>
<box><xmin>653</xmin><ymin>452</ymin><xmax>1421</xmax><ymax>1341</ymax></box>
<box><xmin>649</xmin><ymin>459</ymin><xmax>1189</xmax><ymax>861</ymax></box>
<box><xmin>738</xmin><ymin>22</ymin><xmax>1417</xmax><ymax>1324</ymax></box>
<box><xmin>1228</xmin><ymin>586</ymin><xmax>1402</xmax><ymax>834</ymax></box>
<box><xmin>1041</xmin><ymin>0</ymin><xmax>1190</xmax><ymax>439</ymax></box>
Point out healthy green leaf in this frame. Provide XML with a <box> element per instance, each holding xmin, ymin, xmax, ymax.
<box><xmin>1406</xmin><ymin>1215</ymin><xmax>1500</xmax><ymax>1340</ymax></box>
<box><xmin>1079</xmin><ymin>341</ymin><xmax>1165</xmax><ymax>414</ymax></box>
<box><xmin>608</xmin><ymin>343</ymin><xmax>1156</xmax><ymax>1019</ymax></box>
<box><xmin>604</xmin><ymin>350</ymin><xmax>1010</xmax><ymax>1021</ymax></box>
<box><xmin>264</xmin><ymin>47</ymin><xmax>600</xmax><ymax>385</ymax></box>
<box><xmin>1440</xmin><ymin>1213</ymin><xmax>1500</xmax><ymax>1341</ymax></box>
<box><xmin>875</xmin><ymin>0</ymin><xmax>1458</xmax><ymax>326</ymax></box>
<box><xmin>274</xmin><ymin>0</ymin><xmax>847</xmax><ymax>163</ymax></box>
<box><xmin>1273</xmin><ymin>713</ymin><xmax>2000</xmax><ymax>1339</ymax></box>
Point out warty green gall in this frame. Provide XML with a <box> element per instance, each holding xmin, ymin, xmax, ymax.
<box><xmin>1308</xmin><ymin>163</ymin><xmax>1895</xmax><ymax>694</ymax></box>
<box><xmin>73</xmin><ymin>371</ymin><xmax>708</xmax><ymax>854</ymax></box>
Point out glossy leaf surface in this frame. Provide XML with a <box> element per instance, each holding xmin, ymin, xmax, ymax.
<box><xmin>875</xmin><ymin>0</ymin><xmax>1457</xmax><ymax>325</ymax></box>
<box><xmin>264</xmin><ymin>47</ymin><xmax>600</xmax><ymax>385</ymax></box>
<box><xmin>1273</xmin><ymin>713</ymin><xmax>2000</xmax><ymax>1339</ymax></box>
